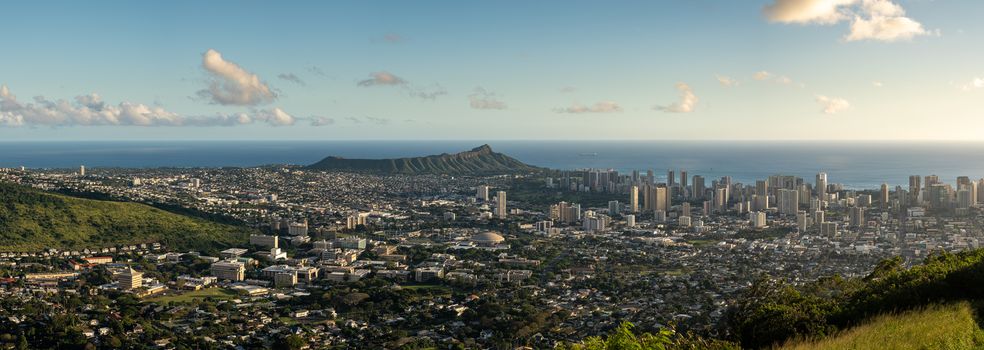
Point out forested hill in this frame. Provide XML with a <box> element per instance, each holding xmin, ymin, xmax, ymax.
<box><xmin>306</xmin><ymin>144</ymin><xmax>542</xmax><ymax>175</ymax></box>
<box><xmin>0</xmin><ymin>182</ymin><xmax>252</xmax><ymax>252</ymax></box>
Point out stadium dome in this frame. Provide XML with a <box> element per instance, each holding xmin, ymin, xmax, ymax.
<box><xmin>470</xmin><ymin>231</ymin><xmax>505</xmax><ymax>246</ymax></box>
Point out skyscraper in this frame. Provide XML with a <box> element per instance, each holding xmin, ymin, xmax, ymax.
<box><xmin>880</xmin><ymin>183</ymin><xmax>890</xmax><ymax>209</ymax></box>
<box><xmin>476</xmin><ymin>185</ymin><xmax>489</xmax><ymax>201</ymax></box>
<box><xmin>816</xmin><ymin>172</ymin><xmax>827</xmax><ymax>201</ymax></box>
<box><xmin>667</xmin><ymin>170</ymin><xmax>675</xmax><ymax>187</ymax></box>
<box><xmin>496</xmin><ymin>191</ymin><xmax>507</xmax><ymax>218</ymax></box>
<box><xmin>79</xmin><ymin>165</ymin><xmax>86</xmax><ymax>177</ymax></box>
<box><xmin>680</xmin><ymin>170</ymin><xmax>688</xmax><ymax>192</ymax></box>
<box><xmin>692</xmin><ymin>175</ymin><xmax>705</xmax><ymax>199</ymax></box>
<box><xmin>778</xmin><ymin>188</ymin><xmax>799</xmax><ymax>216</ymax></box>
<box><xmin>629</xmin><ymin>186</ymin><xmax>639</xmax><ymax>213</ymax></box>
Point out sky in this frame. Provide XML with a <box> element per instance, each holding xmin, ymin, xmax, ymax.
<box><xmin>1</xmin><ymin>0</ymin><xmax>983</xmax><ymax>141</ymax></box>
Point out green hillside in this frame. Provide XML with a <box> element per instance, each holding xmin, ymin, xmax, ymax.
<box><xmin>307</xmin><ymin>144</ymin><xmax>542</xmax><ymax>175</ymax></box>
<box><xmin>727</xmin><ymin>248</ymin><xmax>984</xmax><ymax>349</ymax></box>
<box><xmin>0</xmin><ymin>182</ymin><xmax>253</xmax><ymax>252</ymax></box>
<box><xmin>782</xmin><ymin>302</ymin><xmax>984</xmax><ymax>350</ymax></box>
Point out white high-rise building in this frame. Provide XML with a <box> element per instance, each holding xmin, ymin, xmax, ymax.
<box><xmin>476</xmin><ymin>185</ymin><xmax>490</xmax><ymax>201</ymax></box>
<box><xmin>750</xmin><ymin>211</ymin><xmax>767</xmax><ymax>228</ymax></box>
<box><xmin>79</xmin><ymin>165</ymin><xmax>86</xmax><ymax>176</ymax></box>
<box><xmin>495</xmin><ymin>191</ymin><xmax>507</xmax><ymax>218</ymax></box>
<box><xmin>816</xmin><ymin>172</ymin><xmax>827</xmax><ymax>201</ymax></box>
<box><xmin>629</xmin><ymin>186</ymin><xmax>639</xmax><ymax>213</ymax></box>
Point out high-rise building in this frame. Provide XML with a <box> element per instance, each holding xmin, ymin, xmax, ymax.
<box><xmin>608</xmin><ymin>200</ymin><xmax>620</xmax><ymax>215</ymax></box>
<box><xmin>816</xmin><ymin>173</ymin><xmax>827</xmax><ymax>201</ymax></box>
<box><xmin>116</xmin><ymin>268</ymin><xmax>142</xmax><ymax>290</ymax></box>
<box><xmin>653</xmin><ymin>186</ymin><xmax>668</xmax><ymax>212</ymax></box>
<box><xmin>680</xmin><ymin>170</ymin><xmax>688</xmax><ymax>192</ymax></box>
<box><xmin>750</xmin><ymin>211</ymin><xmax>766</xmax><ymax>228</ymax></box>
<box><xmin>849</xmin><ymin>206</ymin><xmax>865</xmax><ymax>227</ymax></box>
<box><xmin>625</xmin><ymin>215</ymin><xmax>636</xmax><ymax>227</ymax></box>
<box><xmin>629</xmin><ymin>186</ymin><xmax>639</xmax><ymax>213</ymax></box>
<box><xmin>756</xmin><ymin>180</ymin><xmax>768</xmax><ymax>197</ymax></box>
<box><xmin>778</xmin><ymin>189</ymin><xmax>799</xmax><ymax>216</ymax></box>
<box><xmin>495</xmin><ymin>191</ymin><xmax>507</xmax><ymax>218</ymax></box>
<box><xmin>476</xmin><ymin>185</ymin><xmax>490</xmax><ymax>201</ymax></box>
<box><xmin>79</xmin><ymin>165</ymin><xmax>86</xmax><ymax>177</ymax></box>
<box><xmin>925</xmin><ymin>175</ymin><xmax>940</xmax><ymax>188</ymax></box>
<box><xmin>667</xmin><ymin>170</ymin><xmax>675</xmax><ymax>187</ymax></box>
<box><xmin>814</xmin><ymin>210</ymin><xmax>825</xmax><ymax>228</ymax></box>
<box><xmin>820</xmin><ymin>222</ymin><xmax>837</xmax><ymax>237</ymax></box>
<box><xmin>909</xmin><ymin>175</ymin><xmax>921</xmax><ymax>195</ymax></box>
<box><xmin>682</xmin><ymin>202</ymin><xmax>691</xmax><ymax>217</ymax></box>
<box><xmin>957</xmin><ymin>188</ymin><xmax>973</xmax><ymax>209</ymax></box>
<box><xmin>796</xmin><ymin>210</ymin><xmax>809</xmax><ymax>232</ymax></box>
<box><xmin>880</xmin><ymin>183</ymin><xmax>890</xmax><ymax>209</ymax></box>
<box><xmin>692</xmin><ymin>175</ymin><xmax>705</xmax><ymax>199</ymax></box>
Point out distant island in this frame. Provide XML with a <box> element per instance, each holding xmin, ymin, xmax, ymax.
<box><xmin>306</xmin><ymin>144</ymin><xmax>542</xmax><ymax>175</ymax></box>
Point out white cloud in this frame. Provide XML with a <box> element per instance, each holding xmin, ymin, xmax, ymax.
<box><xmin>815</xmin><ymin>95</ymin><xmax>850</xmax><ymax>114</ymax></box>
<box><xmin>251</xmin><ymin>107</ymin><xmax>296</xmax><ymax>126</ymax></box>
<box><xmin>197</xmin><ymin>49</ymin><xmax>277</xmax><ymax>106</ymax></box>
<box><xmin>764</xmin><ymin>0</ymin><xmax>856</xmax><ymax>25</ymax></box>
<box><xmin>554</xmin><ymin>101</ymin><xmax>622</xmax><ymax>114</ymax></box>
<box><xmin>753</xmin><ymin>71</ymin><xmax>774</xmax><ymax>81</ymax></box>
<box><xmin>961</xmin><ymin>78</ymin><xmax>984</xmax><ymax>91</ymax></box>
<box><xmin>656</xmin><ymin>83</ymin><xmax>698</xmax><ymax>113</ymax></box>
<box><xmin>358</xmin><ymin>71</ymin><xmax>407</xmax><ymax>86</ymax></box>
<box><xmin>0</xmin><ymin>84</ymin><xmax>293</xmax><ymax>127</ymax></box>
<box><xmin>763</xmin><ymin>0</ymin><xmax>932</xmax><ymax>42</ymax></box>
<box><xmin>468</xmin><ymin>88</ymin><xmax>507</xmax><ymax>110</ymax></box>
<box><xmin>716</xmin><ymin>75</ymin><xmax>739</xmax><ymax>87</ymax></box>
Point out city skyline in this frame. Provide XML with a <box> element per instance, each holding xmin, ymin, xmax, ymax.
<box><xmin>2</xmin><ymin>0</ymin><xmax>983</xmax><ymax>141</ymax></box>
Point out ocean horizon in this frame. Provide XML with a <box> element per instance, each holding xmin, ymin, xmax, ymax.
<box><xmin>3</xmin><ymin>140</ymin><xmax>984</xmax><ymax>190</ymax></box>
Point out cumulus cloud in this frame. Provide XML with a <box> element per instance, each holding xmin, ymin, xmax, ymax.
<box><xmin>815</xmin><ymin>95</ymin><xmax>850</xmax><ymax>114</ymax></box>
<box><xmin>554</xmin><ymin>101</ymin><xmax>622</xmax><ymax>114</ymax></box>
<box><xmin>753</xmin><ymin>71</ymin><xmax>801</xmax><ymax>86</ymax></box>
<box><xmin>961</xmin><ymin>78</ymin><xmax>984</xmax><ymax>91</ymax></box>
<box><xmin>846</xmin><ymin>0</ymin><xmax>929</xmax><ymax>42</ymax></box>
<box><xmin>716</xmin><ymin>75</ymin><xmax>739</xmax><ymax>87</ymax></box>
<box><xmin>197</xmin><ymin>49</ymin><xmax>277</xmax><ymax>106</ymax></box>
<box><xmin>277</xmin><ymin>73</ymin><xmax>305</xmax><ymax>86</ymax></box>
<box><xmin>764</xmin><ymin>0</ymin><xmax>855</xmax><ymax>25</ymax></box>
<box><xmin>656</xmin><ymin>83</ymin><xmax>699</xmax><ymax>113</ymax></box>
<box><xmin>251</xmin><ymin>107</ymin><xmax>296</xmax><ymax>126</ymax></box>
<box><xmin>0</xmin><ymin>84</ymin><xmax>292</xmax><ymax>127</ymax></box>
<box><xmin>358</xmin><ymin>71</ymin><xmax>407</xmax><ymax>86</ymax></box>
<box><xmin>468</xmin><ymin>88</ymin><xmax>507</xmax><ymax>110</ymax></box>
<box><xmin>763</xmin><ymin>0</ymin><xmax>931</xmax><ymax>42</ymax></box>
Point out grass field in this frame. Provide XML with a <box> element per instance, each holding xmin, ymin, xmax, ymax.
<box><xmin>782</xmin><ymin>302</ymin><xmax>984</xmax><ymax>350</ymax></box>
<box><xmin>144</xmin><ymin>288</ymin><xmax>237</xmax><ymax>304</ymax></box>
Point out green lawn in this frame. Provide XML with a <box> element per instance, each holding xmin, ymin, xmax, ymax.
<box><xmin>144</xmin><ymin>287</ymin><xmax>237</xmax><ymax>304</ymax></box>
<box><xmin>782</xmin><ymin>302</ymin><xmax>984</xmax><ymax>350</ymax></box>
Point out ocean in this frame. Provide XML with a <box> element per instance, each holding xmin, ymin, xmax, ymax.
<box><xmin>3</xmin><ymin>140</ymin><xmax>984</xmax><ymax>189</ymax></box>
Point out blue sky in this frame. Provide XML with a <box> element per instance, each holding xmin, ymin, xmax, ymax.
<box><xmin>1</xmin><ymin>0</ymin><xmax>982</xmax><ymax>140</ymax></box>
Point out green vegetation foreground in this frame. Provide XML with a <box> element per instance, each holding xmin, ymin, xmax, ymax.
<box><xmin>0</xmin><ymin>182</ymin><xmax>252</xmax><ymax>252</ymax></box>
